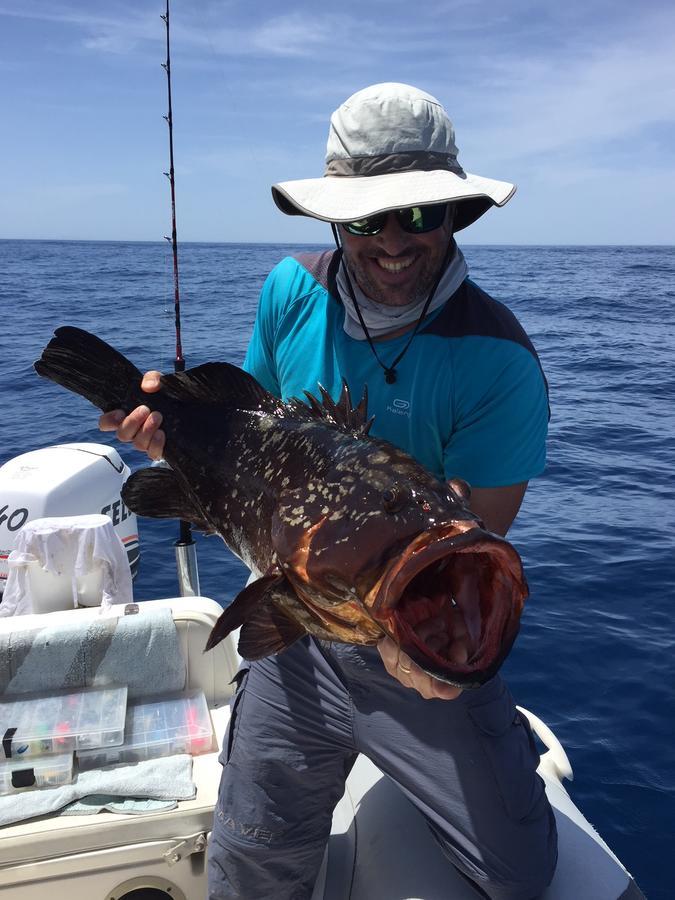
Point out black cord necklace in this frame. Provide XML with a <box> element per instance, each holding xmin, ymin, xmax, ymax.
<box><xmin>331</xmin><ymin>224</ymin><xmax>451</xmax><ymax>384</ymax></box>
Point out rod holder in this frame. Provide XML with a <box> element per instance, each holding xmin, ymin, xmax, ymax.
<box><xmin>175</xmin><ymin>540</ymin><xmax>200</xmax><ymax>597</ymax></box>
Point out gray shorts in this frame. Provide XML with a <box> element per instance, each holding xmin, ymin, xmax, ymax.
<box><xmin>209</xmin><ymin>637</ymin><xmax>557</xmax><ymax>899</ymax></box>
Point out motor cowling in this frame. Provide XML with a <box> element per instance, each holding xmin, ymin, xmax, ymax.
<box><xmin>0</xmin><ymin>443</ymin><xmax>139</xmax><ymax>594</ymax></box>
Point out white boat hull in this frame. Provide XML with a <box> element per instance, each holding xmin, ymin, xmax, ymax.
<box><xmin>0</xmin><ymin>598</ymin><xmax>643</xmax><ymax>899</ymax></box>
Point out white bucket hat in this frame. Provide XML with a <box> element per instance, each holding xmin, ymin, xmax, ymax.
<box><xmin>272</xmin><ymin>83</ymin><xmax>516</xmax><ymax>232</ymax></box>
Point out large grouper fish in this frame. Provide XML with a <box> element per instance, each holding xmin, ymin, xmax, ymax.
<box><xmin>35</xmin><ymin>326</ymin><xmax>528</xmax><ymax>687</ymax></box>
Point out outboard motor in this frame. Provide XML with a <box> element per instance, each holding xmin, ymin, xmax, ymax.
<box><xmin>0</xmin><ymin>443</ymin><xmax>139</xmax><ymax>596</ymax></box>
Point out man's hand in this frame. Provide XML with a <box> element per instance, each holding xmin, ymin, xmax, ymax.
<box><xmin>98</xmin><ymin>371</ymin><xmax>166</xmax><ymax>460</ymax></box>
<box><xmin>378</xmin><ymin>637</ymin><xmax>462</xmax><ymax>700</ymax></box>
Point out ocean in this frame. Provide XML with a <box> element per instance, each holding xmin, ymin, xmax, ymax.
<box><xmin>1</xmin><ymin>239</ymin><xmax>673</xmax><ymax>898</ymax></box>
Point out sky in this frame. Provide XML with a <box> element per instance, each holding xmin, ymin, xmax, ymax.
<box><xmin>0</xmin><ymin>0</ymin><xmax>673</xmax><ymax>245</ymax></box>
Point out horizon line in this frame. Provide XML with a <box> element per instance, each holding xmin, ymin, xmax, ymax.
<box><xmin>0</xmin><ymin>238</ymin><xmax>672</xmax><ymax>249</ymax></box>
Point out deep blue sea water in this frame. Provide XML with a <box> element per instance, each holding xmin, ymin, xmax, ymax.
<box><xmin>1</xmin><ymin>239</ymin><xmax>673</xmax><ymax>898</ymax></box>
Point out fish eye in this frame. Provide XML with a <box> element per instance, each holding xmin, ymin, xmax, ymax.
<box><xmin>382</xmin><ymin>484</ymin><xmax>408</xmax><ymax>514</ymax></box>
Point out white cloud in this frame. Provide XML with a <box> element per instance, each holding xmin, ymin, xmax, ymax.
<box><xmin>433</xmin><ymin>9</ymin><xmax>675</xmax><ymax>174</ymax></box>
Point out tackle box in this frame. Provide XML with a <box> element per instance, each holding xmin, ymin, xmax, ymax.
<box><xmin>0</xmin><ymin>685</ymin><xmax>128</xmax><ymax>760</ymax></box>
<box><xmin>0</xmin><ymin>598</ymin><xmax>238</xmax><ymax>899</ymax></box>
<box><xmin>0</xmin><ymin>752</ymin><xmax>74</xmax><ymax>795</ymax></box>
<box><xmin>76</xmin><ymin>689</ymin><xmax>214</xmax><ymax>770</ymax></box>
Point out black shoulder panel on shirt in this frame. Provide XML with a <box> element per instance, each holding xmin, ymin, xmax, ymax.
<box><xmin>292</xmin><ymin>250</ymin><xmax>342</xmax><ymax>302</ymax></box>
<box><xmin>422</xmin><ymin>280</ymin><xmax>537</xmax><ymax>359</ymax></box>
<box><xmin>423</xmin><ymin>280</ymin><xmax>550</xmax><ymax>411</ymax></box>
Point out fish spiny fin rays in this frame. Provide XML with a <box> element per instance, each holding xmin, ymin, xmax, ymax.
<box><xmin>34</xmin><ymin>326</ymin><xmax>143</xmax><ymax>414</ymax></box>
<box><xmin>160</xmin><ymin>362</ymin><xmax>280</xmax><ymax>413</ymax></box>
<box><xmin>205</xmin><ymin>571</ymin><xmax>305</xmax><ymax>655</ymax></box>
<box><xmin>121</xmin><ymin>468</ymin><xmax>214</xmax><ymax>533</ymax></box>
<box><xmin>296</xmin><ymin>380</ymin><xmax>374</xmax><ymax>435</ymax></box>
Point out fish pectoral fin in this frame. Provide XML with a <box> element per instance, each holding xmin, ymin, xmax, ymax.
<box><xmin>204</xmin><ymin>573</ymin><xmax>305</xmax><ymax>657</ymax></box>
<box><xmin>238</xmin><ymin>603</ymin><xmax>305</xmax><ymax>660</ymax></box>
<box><xmin>121</xmin><ymin>467</ymin><xmax>213</xmax><ymax>532</ymax></box>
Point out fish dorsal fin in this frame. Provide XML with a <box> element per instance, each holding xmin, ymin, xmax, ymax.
<box><xmin>294</xmin><ymin>380</ymin><xmax>374</xmax><ymax>436</ymax></box>
<box><xmin>163</xmin><ymin>365</ymin><xmax>373</xmax><ymax>436</ymax></box>
<box><xmin>205</xmin><ymin>571</ymin><xmax>304</xmax><ymax>657</ymax></box>
<box><xmin>121</xmin><ymin>467</ymin><xmax>214</xmax><ymax>533</ymax></box>
<box><xmin>160</xmin><ymin>363</ymin><xmax>280</xmax><ymax>413</ymax></box>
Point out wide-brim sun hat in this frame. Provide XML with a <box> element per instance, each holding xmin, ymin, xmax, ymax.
<box><xmin>271</xmin><ymin>83</ymin><xmax>516</xmax><ymax>233</ymax></box>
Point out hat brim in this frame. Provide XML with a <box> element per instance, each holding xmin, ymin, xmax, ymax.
<box><xmin>271</xmin><ymin>169</ymin><xmax>515</xmax><ymax>232</ymax></box>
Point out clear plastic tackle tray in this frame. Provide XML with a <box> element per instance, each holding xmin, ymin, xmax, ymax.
<box><xmin>0</xmin><ymin>685</ymin><xmax>128</xmax><ymax>760</ymax></box>
<box><xmin>77</xmin><ymin>690</ymin><xmax>213</xmax><ymax>770</ymax></box>
<box><xmin>0</xmin><ymin>752</ymin><xmax>74</xmax><ymax>795</ymax></box>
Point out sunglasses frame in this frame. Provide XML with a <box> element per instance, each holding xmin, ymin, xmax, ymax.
<box><xmin>341</xmin><ymin>203</ymin><xmax>449</xmax><ymax>237</ymax></box>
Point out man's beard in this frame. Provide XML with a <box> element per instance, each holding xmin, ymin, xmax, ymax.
<box><xmin>348</xmin><ymin>256</ymin><xmax>442</xmax><ymax>306</ymax></box>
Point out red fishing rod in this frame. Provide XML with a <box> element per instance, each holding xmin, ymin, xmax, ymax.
<box><xmin>161</xmin><ymin>0</ymin><xmax>199</xmax><ymax>596</ymax></box>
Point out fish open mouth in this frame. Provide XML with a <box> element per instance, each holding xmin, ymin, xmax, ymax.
<box><xmin>369</xmin><ymin>523</ymin><xmax>528</xmax><ymax>687</ymax></box>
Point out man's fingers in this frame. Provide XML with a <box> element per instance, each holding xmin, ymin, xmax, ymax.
<box><xmin>377</xmin><ymin>637</ymin><xmax>462</xmax><ymax>701</ymax></box>
<box><xmin>141</xmin><ymin>371</ymin><xmax>162</xmax><ymax>392</ymax></box>
<box><xmin>377</xmin><ymin>636</ymin><xmax>399</xmax><ymax>675</ymax></box>
<box><xmin>97</xmin><ymin>404</ymin><xmax>166</xmax><ymax>460</ymax></box>
<box><xmin>131</xmin><ymin>410</ymin><xmax>164</xmax><ymax>453</ymax></box>
<box><xmin>99</xmin><ymin>410</ymin><xmax>124</xmax><ymax>432</ymax></box>
<box><xmin>146</xmin><ymin>428</ymin><xmax>166</xmax><ymax>461</ymax></box>
<box><xmin>429</xmin><ymin>679</ymin><xmax>463</xmax><ymax>701</ymax></box>
<box><xmin>113</xmin><ymin>406</ymin><xmax>150</xmax><ymax>442</ymax></box>
<box><xmin>99</xmin><ymin>371</ymin><xmax>162</xmax><ymax>433</ymax></box>
<box><xmin>97</xmin><ymin>371</ymin><xmax>164</xmax><ymax>459</ymax></box>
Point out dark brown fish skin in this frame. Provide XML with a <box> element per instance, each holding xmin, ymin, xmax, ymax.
<box><xmin>35</xmin><ymin>326</ymin><xmax>528</xmax><ymax>687</ymax></box>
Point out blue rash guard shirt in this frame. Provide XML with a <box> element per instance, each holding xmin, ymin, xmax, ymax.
<box><xmin>243</xmin><ymin>250</ymin><xmax>548</xmax><ymax>488</ymax></box>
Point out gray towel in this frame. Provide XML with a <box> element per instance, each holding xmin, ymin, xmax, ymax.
<box><xmin>0</xmin><ymin>605</ymin><xmax>186</xmax><ymax>699</ymax></box>
<box><xmin>60</xmin><ymin>795</ymin><xmax>177</xmax><ymax>816</ymax></box>
<box><xmin>0</xmin><ymin>754</ymin><xmax>195</xmax><ymax>827</ymax></box>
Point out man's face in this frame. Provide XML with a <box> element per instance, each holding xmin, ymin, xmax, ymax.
<box><xmin>340</xmin><ymin>206</ymin><xmax>454</xmax><ymax>307</ymax></box>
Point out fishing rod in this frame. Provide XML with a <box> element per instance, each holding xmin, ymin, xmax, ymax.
<box><xmin>161</xmin><ymin>0</ymin><xmax>199</xmax><ymax>596</ymax></box>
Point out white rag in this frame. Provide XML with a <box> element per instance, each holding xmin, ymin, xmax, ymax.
<box><xmin>0</xmin><ymin>514</ymin><xmax>133</xmax><ymax>617</ymax></box>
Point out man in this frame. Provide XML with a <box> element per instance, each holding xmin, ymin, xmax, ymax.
<box><xmin>102</xmin><ymin>83</ymin><xmax>557</xmax><ymax>898</ymax></box>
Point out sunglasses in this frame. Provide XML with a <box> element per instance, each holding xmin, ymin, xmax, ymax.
<box><xmin>341</xmin><ymin>203</ymin><xmax>448</xmax><ymax>237</ymax></box>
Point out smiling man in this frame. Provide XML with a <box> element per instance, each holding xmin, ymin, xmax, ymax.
<box><xmin>338</xmin><ymin>203</ymin><xmax>454</xmax><ymax>307</ymax></box>
<box><xmin>101</xmin><ymin>83</ymin><xmax>556</xmax><ymax>899</ymax></box>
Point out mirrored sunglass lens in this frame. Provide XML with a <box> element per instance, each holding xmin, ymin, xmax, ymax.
<box><xmin>398</xmin><ymin>204</ymin><xmax>447</xmax><ymax>233</ymax></box>
<box><xmin>409</xmin><ymin>207</ymin><xmax>425</xmax><ymax>230</ymax></box>
<box><xmin>344</xmin><ymin>215</ymin><xmax>386</xmax><ymax>235</ymax></box>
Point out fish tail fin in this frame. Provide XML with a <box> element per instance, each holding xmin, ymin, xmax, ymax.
<box><xmin>34</xmin><ymin>326</ymin><xmax>143</xmax><ymax>413</ymax></box>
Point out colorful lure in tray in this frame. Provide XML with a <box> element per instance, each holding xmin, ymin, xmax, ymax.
<box><xmin>76</xmin><ymin>689</ymin><xmax>214</xmax><ymax>770</ymax></box>
<box><xmin>0</xmin><ymin>686</ymin><xmax>128</xmax><ymax>759</ymax></box>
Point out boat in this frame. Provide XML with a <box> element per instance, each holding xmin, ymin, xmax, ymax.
<box><xmin>0</xmin><ymin>442</ymin><xmax>646</xmax><ymax>899</ymax></box>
